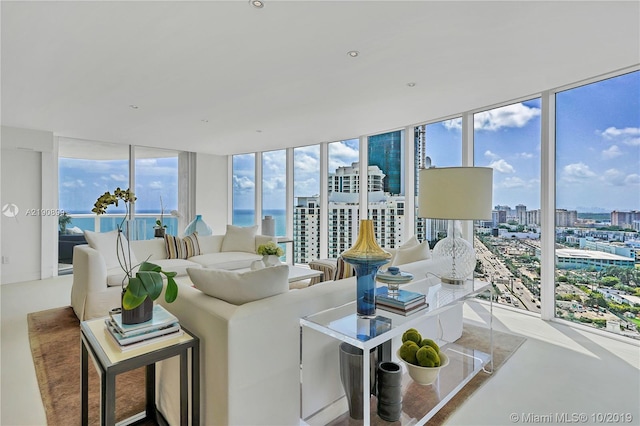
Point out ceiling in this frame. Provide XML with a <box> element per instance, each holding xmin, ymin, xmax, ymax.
<box><xmin>2</xmin><ymin>1</ymin><xmax>639</xmax><ymax>156</ymax></box>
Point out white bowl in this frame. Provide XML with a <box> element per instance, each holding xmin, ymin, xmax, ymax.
<box><xmin>396</xmin><ymin>349</ymin><xmax>449</xmax><ymax>385</ymax></box>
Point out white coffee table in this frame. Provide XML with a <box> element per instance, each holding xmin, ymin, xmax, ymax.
<box><xmin>287</xmin><ymin>265</ymin><xmax>323</xmax><ymax>283</ymax></box>
<box><xmin>235</xmin><ymin>264</ymin><xmax>322</xmax><ymax>283</ymax></box>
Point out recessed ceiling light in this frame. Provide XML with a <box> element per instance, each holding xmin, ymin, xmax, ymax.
<box><xmin>347</xmin><ymin>50</ymin><xmax>359</xmax><ymax>58</ymax></box>
<box><xmin>407</xmin><ymin>82</ymin><xmax>416</xmax><ymax>87</ymax></box>
<box><xmin>201</xmin><ymin>119</ymin><xmax>209</xmax><ymax>123</ymax></box>
<box><xmin>249</xmin><ymin>0</ymin><xmax>264</xmax><ymax>8</ymax></box>
<box><xmin>256</xmin><ymin>130</ymin><xmax>263</xmax><ymax>133</ymax></box>
<box><xmin>128</xmin><ymin>105</ymin><xmax>139</xmax><ymax>109</ymax></box>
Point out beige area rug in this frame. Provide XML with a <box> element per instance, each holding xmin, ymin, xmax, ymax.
<box><xmin>27</xmin><ymin>306</ymin><xmax>153</xmax><ymax>425</ymax></box>
<box><xmin>327</xmin><ymin>323</ymin><xmax>526</xmax><ymax>425</ymax></box>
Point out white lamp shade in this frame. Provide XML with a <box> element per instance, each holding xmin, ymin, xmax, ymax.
<box><xmin>418</xmin><ymin>167</ymin><xmax>493</xmax><ymax>220</ymax></box>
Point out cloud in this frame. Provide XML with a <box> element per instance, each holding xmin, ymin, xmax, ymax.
<box><xmin>263</xmin><ymin>176</ymin><xmax>286</xmax><ymax>192</ymax></box>
<box><xmin>601</xmin><ymin>145</ymin><xmax>622</xmax><ymax>159</ymax></box>
<box><xmin>136</xmin><ymin>158</ymin><xmax>157</xmax><ymax>166</ymax></box>
<box><xmin>442</xmin><ymin>118</ymin><xmax>462</xmax><ymax>131</ymax></box>
<box><xmin>62</xmin><ymin>179</ymin><xmax>85</xmax><ymax>188</ymax></box>
<box><xmin>603</xmin><ymin>168</ymin><xmax>626</xmax><ymax>186</ymax></box>
<box><xmin>232</xmin><ymin>175</ymin><xmax>255</xmax><ymax>191</ymax></box>
<box><xmin>516</xmin><ymin>152</ymin><xmax>534</xmax><ymax>159</ymax></box>
<box><xmin>484</xmin><ymin>150</ymin><xmax>500</xmax><ymax>160</ymax></box>
<box><xmin>489</xmin><ymin>159</ymin><xmax>515</xmax><ymax>174</ymax></box>
<box><xmin>148</xmin><ymin>181</ymin><xmax>163</xmax><ymax>189</ymax></box>
<box><xmin>328</xmin><ymin>140</ymin><xmax>359</xmax><ymax>172</ymax></box>
<box><xmin>600</xmin><ymin>127</ymin><xmax>640</xmax><ymax>146</ymax></box>
<box><xmin>110</xmin><ymin>174</ymin><xmax>127</xmax><ymax>182</ymax></box>
<box><xmin>562</xmin><ymin>162</ymin><xmax>596</xmax><ymax>183</ymax></box>
<box><xmin>500</xmin><ymin>177</ymin><xmax>527</xmax><ymax>188</ymax></box>
<box><xmin>474</xmin><ymin>103</ymin><xmax>541</xmax><ymax>131</ymax></box>
<box><xmin>624</xmin><ymin>173</ymin><xmax>640</xmax><ymax>185</ymax></box>
<box><xmin>294</xmin><ymin>150</ymin><xmax>320</xmax><ymax>173</ymax></box>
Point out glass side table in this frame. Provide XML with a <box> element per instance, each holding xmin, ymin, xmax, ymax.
<box><xmin>300</xmin><ymin>277</ymin><xmax>493</xmax><ymax>425</ymax></box>
<box><xmin>80</xmin><ymin>317</ymin><xmax>200</xmax><ymax>426</ymax></box>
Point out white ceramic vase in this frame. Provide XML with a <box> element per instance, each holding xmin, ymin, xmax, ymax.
<box><xmin>263</xmin><ymin>255</ymin><xmax>280</xmax><ymax>267</ymax></box>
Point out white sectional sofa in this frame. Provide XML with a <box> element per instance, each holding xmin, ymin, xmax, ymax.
<box><xmin>70</xmin><ymin>232</ymin><xmax>276</xmax><ymax>321</ymax></box>
<box><xmin>155</xmin><ymin>256</ymin><xmax>461</xmax><ymax>426</ymax></box>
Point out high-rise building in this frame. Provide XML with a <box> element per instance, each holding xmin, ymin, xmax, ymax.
<box><xmin>293</xmin><ymin>196</ymin><xmax>320</xmax><ymax>264</ymax></box>
<box><xmin>611</xmin><ymin>210</ymin><xmax>640</xmax><ymax>228</ymax></box>
<box><xmin>368</xmin><ymin>131</ymin><xmax>403</xmax><ymax>195</ymax></box>
<box><xmin>516</xmin><ymin>204</ymin><xmax>527</xmax><ymax>224</ymax></box>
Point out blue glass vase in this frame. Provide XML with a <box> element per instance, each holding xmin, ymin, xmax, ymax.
<box><xmin>341</xmin><ymin>220</ymin><xmax>391</xmax><ymax>317</ymax></box>
<box><xmin>184</xmin><ymin>214</ymin><xmax>212</xmax><ymax>236</ymax></box>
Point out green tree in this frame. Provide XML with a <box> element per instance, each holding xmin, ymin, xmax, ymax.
<box><xmin>601</xmin><ymin>276</ymin><xmax>621</xmax><ymax>287</ymax></box>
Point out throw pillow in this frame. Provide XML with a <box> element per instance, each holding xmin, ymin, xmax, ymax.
<box><xmin>392</xmin><ymin>240</ymin><xmax>431</xmax><ymax>266</ymax></box>
<box><xmin>220</xmin><ymin>224</ymin><xmax>258</xmax><ymax>253</ymax></box>
<box><xmin>388</xmin><ymin>236</ymin><xmax>419</xmax><ymax>265</ymax></box>
<box><xmin>187</xmin><ymin>264</ymin><xmax>289</xmax><ymax>305</ymax></box>
<box><xmin>183</xmin><ymin>233</ymin><xmax>201</xmax><ymax>258</ymax></box>
<box><xmin>164</xmin><ymin>234</ymin><xmax>187</xmax><ymax>259</ymax></box>
<box><xmin>84</xmin><ymin>230</ymin><xmax>138</xmax><ymax>270</ymax></box>
<box><xmin>333</xmin><ymin>256</ymin><xmax>354</xmax><ymax>281</ymax></box>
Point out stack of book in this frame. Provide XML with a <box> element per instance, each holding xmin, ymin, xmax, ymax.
<box><xmin>375</xmin><ymin>287</ymin><xmax>428</xmax><ymax>316</ymax></box>
<box><xmin>105</xmin><ymin>304</ymin><xmax>183</xmax><ymax>351</ymax></box>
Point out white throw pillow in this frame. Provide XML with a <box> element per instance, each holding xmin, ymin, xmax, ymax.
<box><xmin>392</xmin><ymin>240</ymin><xmax>431</xmax><ymax>266</ymax></box>
<box><xmin>388</xmin><ymin>236</ymin><xmax>418</xmax><ymax>265</ymax></box>
<box><xmin>187</xmin><ymin>265</ymin><xmax>289</xmax><ymax>305</ymax></box>
<box><xmin>220</xmin><ymin>224</ymin><xmax>258</xmax><ymax>253</ymax></box>
<box><xmin>84</xmin><ymin>230</ymin><xmax>139</xmax><ymax>270</ymax></box>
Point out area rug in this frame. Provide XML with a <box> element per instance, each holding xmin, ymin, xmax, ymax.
<box><xmin>27</xmin><ymin>306</ymin><xmax>151</xmax><ymax>425</ymax></box>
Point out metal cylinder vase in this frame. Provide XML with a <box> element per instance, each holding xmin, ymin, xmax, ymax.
<box><xmin>341</xmin><ymin>220</ymin><xmax>391</xmax><ymax>317</ymax></box>
<box><xmin>377</xmin><ymin>361</ymin><xmax>403</xmax><ymax>421</ymax></box>
<box><xmin>339</xmin><ymin>342</ymin><xmax>377</xmax><ymax>420</ymax></box>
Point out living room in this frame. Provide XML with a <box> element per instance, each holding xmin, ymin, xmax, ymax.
<box><xmin>2</xmin><ymin>1</ymin><xmax>640</xmax><ymax>425</ymax></box>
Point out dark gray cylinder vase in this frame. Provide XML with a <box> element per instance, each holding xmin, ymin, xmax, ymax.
<box><xmin>339</xmin><ymin>342</ymin><xmax>377</xmax><ymax>420</ymax></box>
<box><xmin>377</xmin><ymin>361</ymin><xmax>403</xmax><ymax>422</ymax></box>
<box><xmin>121</xmin><ymin>293</ymin><xmax>153</xmax><ymax>325</ymax></box>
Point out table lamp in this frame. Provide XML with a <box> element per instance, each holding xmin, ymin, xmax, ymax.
<box><xmin>418</xmin><ymin>167</ymin><xmax>493</xmax><ymax>285</ymax></box>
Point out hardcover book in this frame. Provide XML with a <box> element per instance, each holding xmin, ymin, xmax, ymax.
<box><xmin>109</xmin><ymin>304</ymin><xmax>179</xmax><ymax>337</ymax></box>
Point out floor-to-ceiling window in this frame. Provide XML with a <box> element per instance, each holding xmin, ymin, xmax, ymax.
<box><xmin>58</xmin><ymin>140</ymin><xmax>182</xmax><ymax>273</ymax></box>
<box><xmin>232</xmin><ymin>153</ymin><xmax>256</xmax><ymax>226</ymax></box>
<box><xmin>134</xmin><ymin>147</ymin><xmax>180</xmax><ymax>239</ymax></box>
<box><xmin>368</xmin><ymin>130</ymin><xmax>404</xmax><ymax>249</ymax></box>
<box><xmin>327</xmin><ymin>139</ymin><xmax>359</xmax><ymax>258</ymax></box>
<box><xmin>294</xmin><ymin>145</ymin><xmax>320</xmax><ymax>264</ymax></box>
<box><xmin>474</xmin><ymin>99</ymin><xmax>542</xmax><ymax>312</ymax></box>
<box><xmin>555</xmin><ymin>71</ymin><xmax>640</xmax><ymax>337</ymax></box>
<box><xmin>262</xmin><ymin>149</ymin><xmax>287</xmax><ymax>259</ymax></box>
<box><xmin>414</xmin><ymin>120</ymin><xmax>462</xmax><ymax>247</ymax></box>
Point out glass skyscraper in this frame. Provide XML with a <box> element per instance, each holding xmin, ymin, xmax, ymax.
<box><xmin>368</xmin><ymin>130</ymin><xmax>403</xmax><ymax>195</ymax></box>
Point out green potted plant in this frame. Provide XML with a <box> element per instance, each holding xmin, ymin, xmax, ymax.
<box><xmin>257</xmin><ymin>241</ymin><xmax>284</xmax><ymax>266</ymax></box>
<box><xmin>153</xmin><ymin>196</ymin><xmax>168</xmax><ymax>238</ymax></box>
<box><xmin>58</xmin><ymin>212</ymin><xmax>72</xmax><ymax>234</ymax></box>
<box><xmin>93</xmin><ymin>188</ymin><xmax>178</xmax><ymax>324</ymax></box>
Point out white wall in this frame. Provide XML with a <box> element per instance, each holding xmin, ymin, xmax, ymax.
<box><xmin>195</xmin><ymin>153</ymin><xmax>228</xmax><ymax>234</ymax></box>
<box><xmin>1</xmin><ymin>126</ymin><xmax>56</xmax><ymax>284</ymax></box>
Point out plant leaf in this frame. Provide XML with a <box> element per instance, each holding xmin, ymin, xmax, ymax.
<box><xmin>139</xmin><ymin>261</ymin><xmax>161</xmax><ymax>272</ymax></box>
<box><xmin>122</xmin><ymin>286</ymin><xmax>147</xmax><ymax>310</ymax></box>
<box><xmin>164</xmin><ymin>276</ymin><xmax>179</xmax><ymax>304</ymax></box>
<box><xmin>126</xmin><ymin>276</ymin><xmax>145</xmax><ymax>298</ymax></box>
<box><xmin>137</xmin><ymin>271</ymin><xmax>163</xmax><ymax>300</ymax></box>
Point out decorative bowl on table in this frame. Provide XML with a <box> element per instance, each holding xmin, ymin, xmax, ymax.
<box><xmin>376</xmin><ymin>267</ymin><xmax>414</xmax><ymax>296</ymax></box>
<box><xmin>396</xmin><ymin>349</ymin><xmax>449</xmax><ymax>385</ymax></box>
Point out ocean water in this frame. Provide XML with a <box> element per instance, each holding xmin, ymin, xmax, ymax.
<box><xmin>63</xmin><ymin>215</ymin><xmax>179</xmax><ymax>240</ymax></box>
<box><xmin>233</xmin><ymin>209</ymin><xmax>287</xmax><ymax>236</ymax></box>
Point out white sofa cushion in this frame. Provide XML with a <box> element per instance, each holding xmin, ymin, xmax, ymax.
<box><xmin>85</xmin><ymin>230</ymin><xmax>139</xmax><ymax>270</ymax></box>
<box><xmin>152</xmin><ymin>258</ymin><xmax>202</xmax><ymax>276</ymax></box>
<box><xmin>196</xmin><ymin>235</ymin><xmax>224</xmax><ymax>253</ymax></box>
<box><xmin>392</xmin><ymin>240</ymin><xmax>431</xmax><ymax>266</ymax></box>
<box><xmin>187</xmin><ymin>264</ymin><xmax>289</xmax><ymax>305</ymax></box>
<box><xmin>189</xmin><ymin>252</ymin><xmax>262</xmax><ymax>270</ymax></box>
<box><xmin>221</xmin><ymin>225</ymin><xmax>258</xmax><ymax>253</ymax></box>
